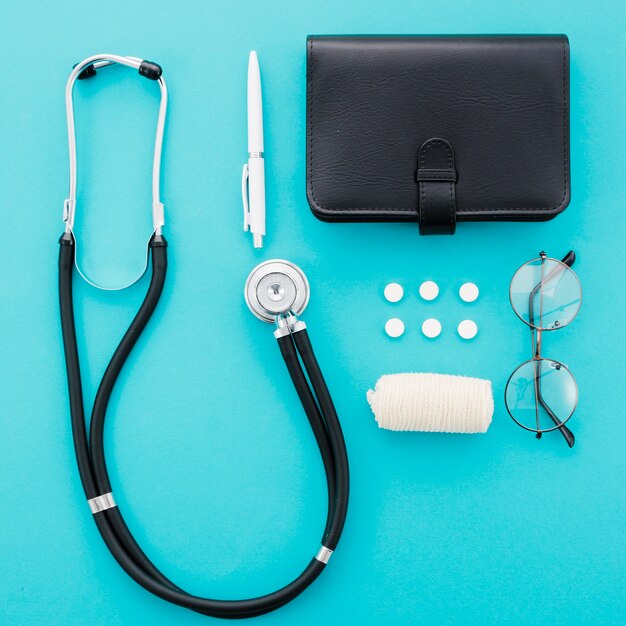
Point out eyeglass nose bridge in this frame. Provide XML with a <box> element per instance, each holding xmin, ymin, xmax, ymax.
<box><xmin>532</xmin><ymin>325</ymin><xmax>543</xmax><ymax>360</ymax></box>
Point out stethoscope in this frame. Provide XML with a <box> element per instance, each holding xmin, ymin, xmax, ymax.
<box><xmin>59</xmin><ymin>54</ymin><xmax>349</xmax><ymax>619</ymax></box>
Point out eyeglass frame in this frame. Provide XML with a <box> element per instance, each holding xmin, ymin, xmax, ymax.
<box><xmin>505</xmin><ymin>250</ymin><xmax>581</xmax><ymax>448</ymax></box>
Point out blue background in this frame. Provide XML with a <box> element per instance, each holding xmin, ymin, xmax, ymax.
<box><xmin>1</xmin><ymin>1</ymin><xmax>624</xmax><ymax>624</ymax></box>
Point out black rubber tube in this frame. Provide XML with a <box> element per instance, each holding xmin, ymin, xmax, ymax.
<box><xmin>277</xmin><ymin>333</ymin><xmax>337</xmax><ymax>535</ymax></box>
<box><xmin>61</xmin><ymin>234</ymin><xmax>181</xmax><ymax>592</ymax></box>
<box><xmin>59</xmin><ymin>234</ymin><xmax>349</xmax><ymax>619</ymax></box>
<box><xmin>59</xmin><ymin>233</ymin><xmax>97</xmax><ymax>498</ymax></box>
<box><xmin>291</xmin><ymin>330</ymin><xmax>349</xmax><ymax>548</ymax></box>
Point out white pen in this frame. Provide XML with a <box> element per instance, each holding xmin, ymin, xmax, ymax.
<box><xmin>241</xmin><ymin>50</ymin><xmax>265</xmax><ymax>249</ymax></box>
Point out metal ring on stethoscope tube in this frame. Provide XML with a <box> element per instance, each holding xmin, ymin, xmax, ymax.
<box><xmin>245</xmin><ymin>260</ymin><xmax>310</xmax><ymax>323</ymax></box>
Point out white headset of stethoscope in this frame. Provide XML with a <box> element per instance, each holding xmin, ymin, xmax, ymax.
<box><xmin>63</xmin><ymin>54</ymin><xmax>167</xmax><ymax>291</ymax></box>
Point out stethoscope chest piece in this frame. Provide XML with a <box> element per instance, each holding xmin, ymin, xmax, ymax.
<box><xmin>245</xmin><ymin>259</ymin><xmax>310</xmax><ymax>322</ymax></box>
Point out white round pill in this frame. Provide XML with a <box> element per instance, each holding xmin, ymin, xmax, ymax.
<box><xmin>385</xmin><ymin>318</ymin><xmax>405</xmax><ymax>338</ymax></box>
<box><xmin>457</xmin><ymin>319</ymin><xmax>478</xmax><ymax>340</ymax></box>
<box><xmin>421</xmin><ymin>318</ymin><xmax>442</xmax><ymax>338</ymax></box>
<box><xmin>419</xmin><ymin>280</ymin><xmax>439</xmax><ymax>301</ymax></box>
<box><xmin>384</xmin><ymin>282</ymin><xmax>404</xmax><ymax>303</ymax></box>
<box><xmin>459</xmin><ymin>282</ymin><xmax>479</xmax><ymax>303</ymax></box>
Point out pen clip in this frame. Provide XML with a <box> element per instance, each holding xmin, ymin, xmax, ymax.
<box><xmin>241</xmin><ymin>163</ymin><xmax>250</xmax><ymax>231</ymax></box>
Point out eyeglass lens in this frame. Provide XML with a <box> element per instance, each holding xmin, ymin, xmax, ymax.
<box><xmin>505</xmin><ymin>358</ymin><xmax>577</xmax><ymax>432</ymax></box>
<box><xmin>510</xmin><ymin>258</ymin><xmax>581</xmax><ymax>331</ymax></box>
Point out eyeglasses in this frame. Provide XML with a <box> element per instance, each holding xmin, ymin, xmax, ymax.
<box><xmin>505</xmin><ymin>251</ymin><xmax>582</xmax><ymax>447</ymax></box>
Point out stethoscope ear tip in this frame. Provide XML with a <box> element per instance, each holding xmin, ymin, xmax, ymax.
<box><xmin>138</xmin><ymin>60</ymin><xmax>162</xmax><ymax>80</ymax></box>
<box><xmin>245</xmin><ymin>259</ymin><xmax>310</xmax><ymax>323</ymax></box>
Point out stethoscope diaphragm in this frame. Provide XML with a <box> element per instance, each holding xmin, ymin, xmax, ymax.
<box><xmin>245</xmin><ymin>259</ymin><xmax>310</xmax><ymax>322</ymax></box>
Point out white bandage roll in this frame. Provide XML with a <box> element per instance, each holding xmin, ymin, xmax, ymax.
<box><xmin>366</xmin><ymin>373</ymin><xmax>493</xmax><ymax>433</ymax></box>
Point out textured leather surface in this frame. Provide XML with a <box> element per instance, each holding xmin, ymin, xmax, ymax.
<box><xmin>417</xmin><ymin>138</ymin><xmax>457</xmax><ymax>235</ymax></box>
<box><xmin>306</xmin><ymin>35</ymin><xmax>570</xmax><ymax>226</ymax></box>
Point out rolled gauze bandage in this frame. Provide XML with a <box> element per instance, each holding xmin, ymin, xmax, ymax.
<box><xmin>366</xmin><ymin>373</ymin><xmax>493</xmax><ymax>433</ymax></box>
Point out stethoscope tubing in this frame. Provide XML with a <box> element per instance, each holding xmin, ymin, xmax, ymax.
<box><xmin>58</xmin><ymin>233</ymin><xmax>349</xmax><ymax>618</ymax></box>
<box><xmin>280</xmin><ymin>330</ymin><xmax>349</xmax><ymax>548</ymax></box>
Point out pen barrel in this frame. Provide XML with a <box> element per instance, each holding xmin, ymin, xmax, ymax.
<box><xmin>247</xmin><ymin>52</ymin><xmax>264</xmax><ymax>151</ymax></box>
<box><xmin>247</xmin><ymin>157</ymin><xmax>265</xmax><ymax>237</ymax></box>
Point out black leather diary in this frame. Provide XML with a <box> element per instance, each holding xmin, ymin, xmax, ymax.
<box><xmin>306</xmin><ymin>35</ymin><xmax>570</xmax><ymax>235</ymax></box>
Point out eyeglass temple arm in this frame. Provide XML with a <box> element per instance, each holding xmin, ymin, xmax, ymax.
<box><xmin>528</xmin><ymin>251</ymin><xmax>576</xmax><ymax>323</ymax></box>
<box><xmin>537</xmin><ymin>392</ymin><xmax>575</xmax><ymax>447</ymax></box>
<box><xmin>528</xmin><ymin>251</ymin><xmax>577</xmax><ymax>447</ymax></box>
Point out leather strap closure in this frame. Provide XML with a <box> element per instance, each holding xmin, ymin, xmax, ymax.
<box><xmin>416</xmin><ymin>138</ymin><xmax>457</xmax><ymax>235</ymax></box>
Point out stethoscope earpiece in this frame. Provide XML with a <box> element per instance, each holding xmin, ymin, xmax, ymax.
<box><xmin>63</xmin><ymin>54</ymin><xmax>167</xmax><ymax>290</ymax></box>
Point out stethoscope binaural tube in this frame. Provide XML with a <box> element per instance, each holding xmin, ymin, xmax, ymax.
<box><xmin>59</xmin><ymin>55</ymin><xmax>349</xmax><ymax>619</ymax></box>
<box><xmin>63</xmin><ymin>54</ymin><xmax>168</xmax><ymax>290</ymax></box>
